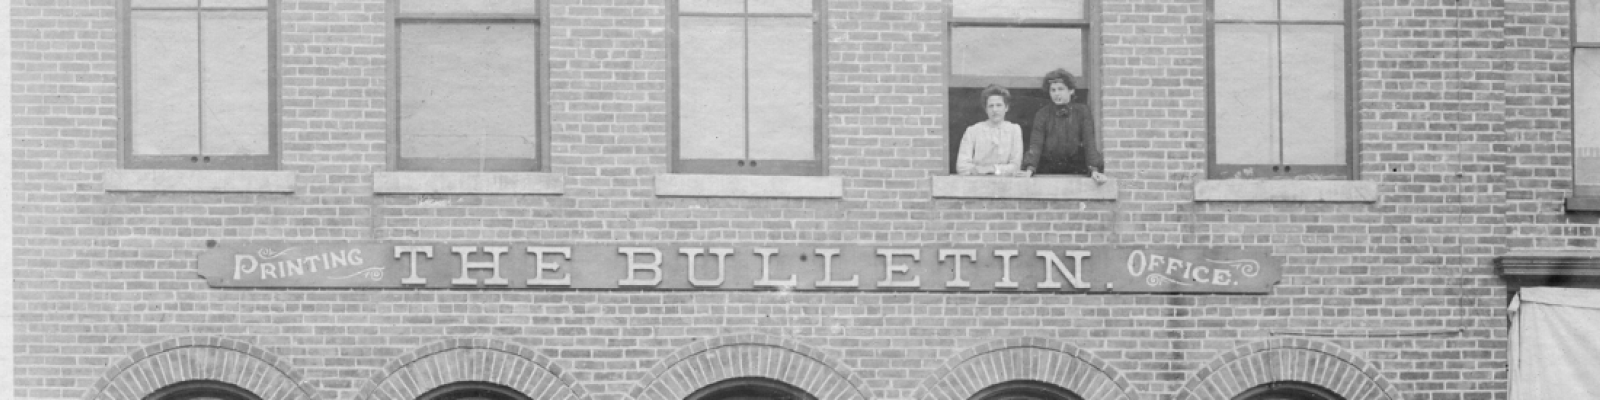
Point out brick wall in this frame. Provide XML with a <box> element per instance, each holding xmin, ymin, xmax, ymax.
<box><xmin>10</xmin><ymin>0</ymin><xmax>1566</xmax><ymax>399</ymax></box>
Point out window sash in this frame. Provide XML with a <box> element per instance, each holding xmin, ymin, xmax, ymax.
<box><xmin>1207</xmin><ymin>0</ymin><xmax>1355</xmax><ymax>180</ymax></box>
<box><xmin>1574</xmin><ymin>0</ymin><xmax>1600</xmax><ymax>196</ymax></box>
<box><xmin>388</xmin><ymin>0</ymin><xmax>548</xmax><ymax>172</ymax></box>
<box><xmin>122</xmin><ymin>2</ymin><xmax>277</xmax><ymax>170</ymax></box>
<box><xmin>671</xmin><ymin>0</ymin><xmax>826</xmax><ymax>176</ymax></box>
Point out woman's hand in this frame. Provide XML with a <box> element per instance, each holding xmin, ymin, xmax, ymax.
<box><xmin>1090</xmin><ymin>170</ymin><xmax>1108</xmax><ymax>184</ymax></box>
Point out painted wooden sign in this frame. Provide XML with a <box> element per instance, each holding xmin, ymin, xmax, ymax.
<box><xmin>199</xmin><ymin>243</ymin><xmax>1281</xmax><ymax>294</ymax></box>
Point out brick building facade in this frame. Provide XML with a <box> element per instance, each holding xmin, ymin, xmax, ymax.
<box><xmin>10</xmin><ymin>0</ymin><xmax>1596</xmax><ymax>399</ymax></box>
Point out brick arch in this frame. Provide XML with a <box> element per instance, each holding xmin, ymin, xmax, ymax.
<box><xmin>628</xmin><ymin>333</ymin><xmax>871</xmax><ymax>400</ymax></box>
<box><xmin>354</xmin><ymin>338</ymin><xmax>586</xmax><ymax>400</ymax></box>
<box><xmin>1175</xmin><ymin>338</ymin><xmax>1404</xmax><ymax>400</ymax></box>
<box><xmin>81</xmin><ymin>336</ymin><xmax>317</xmax><ymax>400</ymax></box>
<box><xmin>913</xmin><ymin>337</ymin><xmax>1139</xmax><ymax>400</ymax></box>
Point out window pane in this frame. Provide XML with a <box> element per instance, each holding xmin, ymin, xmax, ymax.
<box><xmin>1575</xmin><ymin>50</ymin><xmax>1600</xmax><ymax>189</ymax></box>
<box><xmin>747</xmin><ymin>18</ymin><xmax>814</xmax><ymax>161</ymax></box>
<box><xmin>200</xmin><ymin>0</ymin><xmax>268</xmax><ymax>8</ymax></box>
<box><xmin>678</xmin><ymin>17</ymin><xmax>747</xmax><ymax>160</ymax></box>
<box><xmin>679</xmin><ymin>0</ymin><xmax>742</xmax><ymax>14</ymax></box>
<box><xmin>131</xmin><ymin>10</ymin><xmax>201</xmax><ymax>156</ymax></box>
<box><xmin>1213</xmin><ymin>24</ymin><xmax>1279</xmax><ymax>165</ymax></box>
<box><xmin>1280</xmin><ymin>0</ymin><xmax>1343</xmax><ymax>21</ymax></box>
<box><xmin>749</xmin><ymin>0</ymin><xmax>810</xmax><ymax>14</ymax></box>
<box><xmin>1213</xmin><ymin>0</ymin><xmax>1277</xmax><ymax>20</ymax></box>
<box><xmin>1578</xmin><ymin>0</ymin><xmax>1600</xmax><ymax>43</ymax></box>
<box><xmin>397</xmin><ymin>0</ymin><xmax>539</xmax><ymax>14</ymax></box>
<box><xmin>952</xmin><ymin>27</ymin><xmax>1083</xmax><ymax>84</ymax></box>
<box><xmin>201</xmin><ymin>11</ymin><xmax>269</xmax><ymax>156</ymax></box>
<box><xmin>399</xmin><ymin>22</ymin><xmax>539</xmax><ymax>161</ymax></box>
<box><xmin>132</xmin><ymin>0</ymin><xmax>198</xmax><ymax>9</ymax></box>
<box><xmin>952</xmin><ymin>0</ymin><xmax>1084</xmax><ymax>20</ymax></box>
<box><xmin>1279</xmin><ymin>25</ymin><xmax>1346</xmax><ymax>166</ymax></box>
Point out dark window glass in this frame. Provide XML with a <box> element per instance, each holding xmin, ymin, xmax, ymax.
<box><xmin>684</xmin><ymin>378</ymin><xmax>817</xmax><ymax>400</ymax></box>
<box><xmin>1232</xmin><ymin>381</ymin><xmax>1346</xmax><ymax>400</ymax></box>
<box><xmin>144</xmin><ymin>380</ymin><xmax>261</xmax><ymax>400</ymax></box>
<box><xmin>416</xmin><ymin>382</ymin><xmax>533</xmax><ymax>400</ymax></box>
<box><xmin>968</xmin><ymin>380</ymin><xmax>1083</xmax><ymax>400</ymax></box>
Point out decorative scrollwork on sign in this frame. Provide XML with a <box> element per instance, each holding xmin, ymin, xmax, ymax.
<box><xmin>331</xmin><ymin>267</ymin><xmax>384</xmax><ymax>281</ymax></box>
<box><xmin>1146</xmin><ymin>274</ymin><xmax>1192</xmax><ymax>287</ymax></box>
<box><xmin>257</xmin><ymin>247</ymin><xmax>294</xmax><ymax>259</ymax></box>
<box><xmin>1207</xmin><ymin>259</ymin><xmax>1261</xmax><ymax>277</ymax></box>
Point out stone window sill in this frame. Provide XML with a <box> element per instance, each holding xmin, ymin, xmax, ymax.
<box><xmin>930</xmin><ymin>175</ymin><xmax>1118</xmax><ymax>200</ymax></box>
<box><xmin>1566</xmin><ymin>197</ymin><xmax>1600</xmax><ymax>212</ymax></box>
<box><xmin>654</xmin><ymin>174</ymin><xmax>844</xmax><ymax>198</ymax></box>
<box><xmin>372</xmin><ymin>172</ymin><xmax>564</xmax><ymax>195</ymax></box>
<box><xmin>1194</xmin><ymin>180</ymin><xmax>1379</xmax><ymax>202</ymax></box>
<box><xmin>104</xmin><ymin>170</ymin><xmax>297</xmax><ymax>193</ymax></box>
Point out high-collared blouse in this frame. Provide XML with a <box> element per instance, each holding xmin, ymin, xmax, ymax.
<box><xmin>956</xmin><ymin>120</ymin><xmax>1024</xmax><ymax>175</ymax></box>
<box><xmin>1023</xmin><ymin>102</ymin><xmax>1104</xmax><ymax>172</ymax></box>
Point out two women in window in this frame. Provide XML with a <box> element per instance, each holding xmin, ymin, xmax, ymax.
<box><xmin>956</xmin><ymin>69</ymin><xmax>1107</xmax><ymax>183</ymax></box>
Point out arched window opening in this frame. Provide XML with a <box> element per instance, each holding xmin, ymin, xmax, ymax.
<box><xmin>1232</xmin><ymin>381</ymin><xmax>1346</xmax><ymax>400</ymax></box>
<box><xmin>416</xmin><ymin>381</ymin><xmax>534</xmax><ymax>400</ymax></box>
<box><xmin>968</xmin><ymin>380</ymin><xmax>1084</xmax><ymax>400</ymax></box>
<box><xmin>684</xmin><ymin>377</ymin><xmax>817</xmax><ymax>400</ymax></box>
<box><xmin>143</xmin><ymin>380</ymin><xmax>262</xmax><ymax>400</ymax></box>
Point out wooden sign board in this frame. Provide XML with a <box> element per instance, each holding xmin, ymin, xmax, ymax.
<box><xmin>199</xmin><ymin>243</ymin><xmax>1281</xmax><ymax>294</ymax></box>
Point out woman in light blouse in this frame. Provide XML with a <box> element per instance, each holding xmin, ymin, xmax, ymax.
<box><xmin>956</xmin><ymin>85</ymin><xmax>1026</xmax><ymax>176</ymax></box>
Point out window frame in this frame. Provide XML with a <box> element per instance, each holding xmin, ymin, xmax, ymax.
<box><xmin>1572</xmin><ymin>0</ymin><xmax>1600</xmax><ymax>198</ymax></box>
<box><xmin>386</xmin><ymin>0</ymin><xmax>551</xmax><ymax>172</ymax></box>
<box><xmin>144</xmin><ymin>380</ymin><xmax>263</xmax><ymax>400</ymax></box>
<box><xmin>119</xmin><ymin>0</ymin><xmax>280</xmax><ymax>171</ymax></box>
<box><xmin>943</xmin><ymin>0</ymin><xmax>1100</xmax><ymax>175</ymax></box>
<box><xmin>1205</xmin><ymin>0</ymin><xmax>1358</xmax><ymax>180</ymax></box>
<box><xmin>668</xmin><ymin>0</ymin><xmax>830</xmax><ymax>176</ymax></box>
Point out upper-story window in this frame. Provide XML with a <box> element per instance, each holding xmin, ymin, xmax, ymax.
<box><xmin>1573</xmin><ymin>0</ymin><xmax>1600</xmax><ymax>197</ymax></box>
<box><xmin>390</xmin><ymin>0</ymin><xmax>545</xmax><ymax>172</ymax></box>
<box><xmin>671</xmin><ymin>0</ymin><xmax>827</xmax><ymax>176</ymax></box>
<box><xmin>124</xmin><ymin>0</ymin><xmax>276</xmax><ymax>170</ymax></box>
<box><xmin>1208</xmin><ymin>0</ymin><xmax>1354</xmax><ymax>179</ymax></box>
<box><xmin>946</xmin><ymin>0</ymin><xmax>1094</xmax><ymax>175</ymax></box>
<box><xmin>146</xmin><ymin>380</ymin><xmax>262</xmax><ymax>400</ymax></box>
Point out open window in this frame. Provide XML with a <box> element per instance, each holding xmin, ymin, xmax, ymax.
<box><xmin>946</xmin><ymin>0</ymin><xmax>1092</xmax><ymax>174</ymax></box>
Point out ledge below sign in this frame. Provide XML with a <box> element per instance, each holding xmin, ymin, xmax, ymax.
<box><xmin>199</xmin><ymin>243</ymin><xmax>1281</xmax><ymax>294</ymax></box>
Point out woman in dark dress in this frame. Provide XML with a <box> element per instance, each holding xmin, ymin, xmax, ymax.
<box><xmin>1022</xmin><ymin>69</ymin><xmax>1107</xmax><ymax>183</ymax></box>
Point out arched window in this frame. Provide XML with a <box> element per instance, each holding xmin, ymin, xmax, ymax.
<box><xmin>144</xmin><ymin>380</ymin><xmax>261</xmax><ymax>400</ymax></box>
<box><xmin>684</xmin><ymin>377</ymin><xmax>817</xmax><ymax>400</ymax></box>
<box><xmin>968</xmin><ymin>380</ymin><xmax>1084</xmax><ymax>400</ymax></box>
<box><xmin>1233</xmin><ymin>381</ymin><xmax>1346</xmax><ymax>400</ymax></box>
<box><xmin>416</xmin><ymin>382</ymin><xmax>534</xmax><ymax>400</ymax></box>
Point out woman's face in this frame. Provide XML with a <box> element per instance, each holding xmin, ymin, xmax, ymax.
<box><xmin>985</xmin><ymin>95</ymin><xmax>1008</xmax><ymax>123</ymax></box>
<box><xmin>1049</xmin><ymin>81</ymin><xmax>1075</xmax><ymax>105</ymax></box>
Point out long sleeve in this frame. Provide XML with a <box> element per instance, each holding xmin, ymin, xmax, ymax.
<box><xmin>1078</xmin><ymin>104</ymin><xmax>1104</xmax><ymax>172</ymax></box>
<box><xmin>1023</xmin><ymin>109</ymin><xmax>1047</xmax><ymax>170</ymax></box>
<box><xmin>956</xmin><ymin>126</ymin><xmax>978</xmax><ymax>175</ymax></box>
<box><xmin>1004</xmin><ymin>123</ymin><xmax>1024</xmax><ymax>173</ymax></box>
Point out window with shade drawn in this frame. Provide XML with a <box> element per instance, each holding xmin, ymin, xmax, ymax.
<box><xmin>391</xmin><ymin>0</ymin><xmax>544</xmax><ymax>172</ymax></box>
<box><xmin>1573</xmin><ymin>0</ymin><xmax>1600</xmax><ymax>198</ymax></box>
<box><xmin>672</xmin><ymin>0</ymin><xmax>825</xmax><ymax>176</ymax></box>
<box><xmin>946</xmin><ymin>0</ymin><xmax>1091</xmax><ymax>174</ymax></box>
<box><xmin>124</xmin><ymin>0</ymin><xmax>275</xmax><ymax>170</ymax></box>
<box><xmin>1208</xmin><ymin>0</ymin><xmax>1354</xmax><ymax>179</ymax></box>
